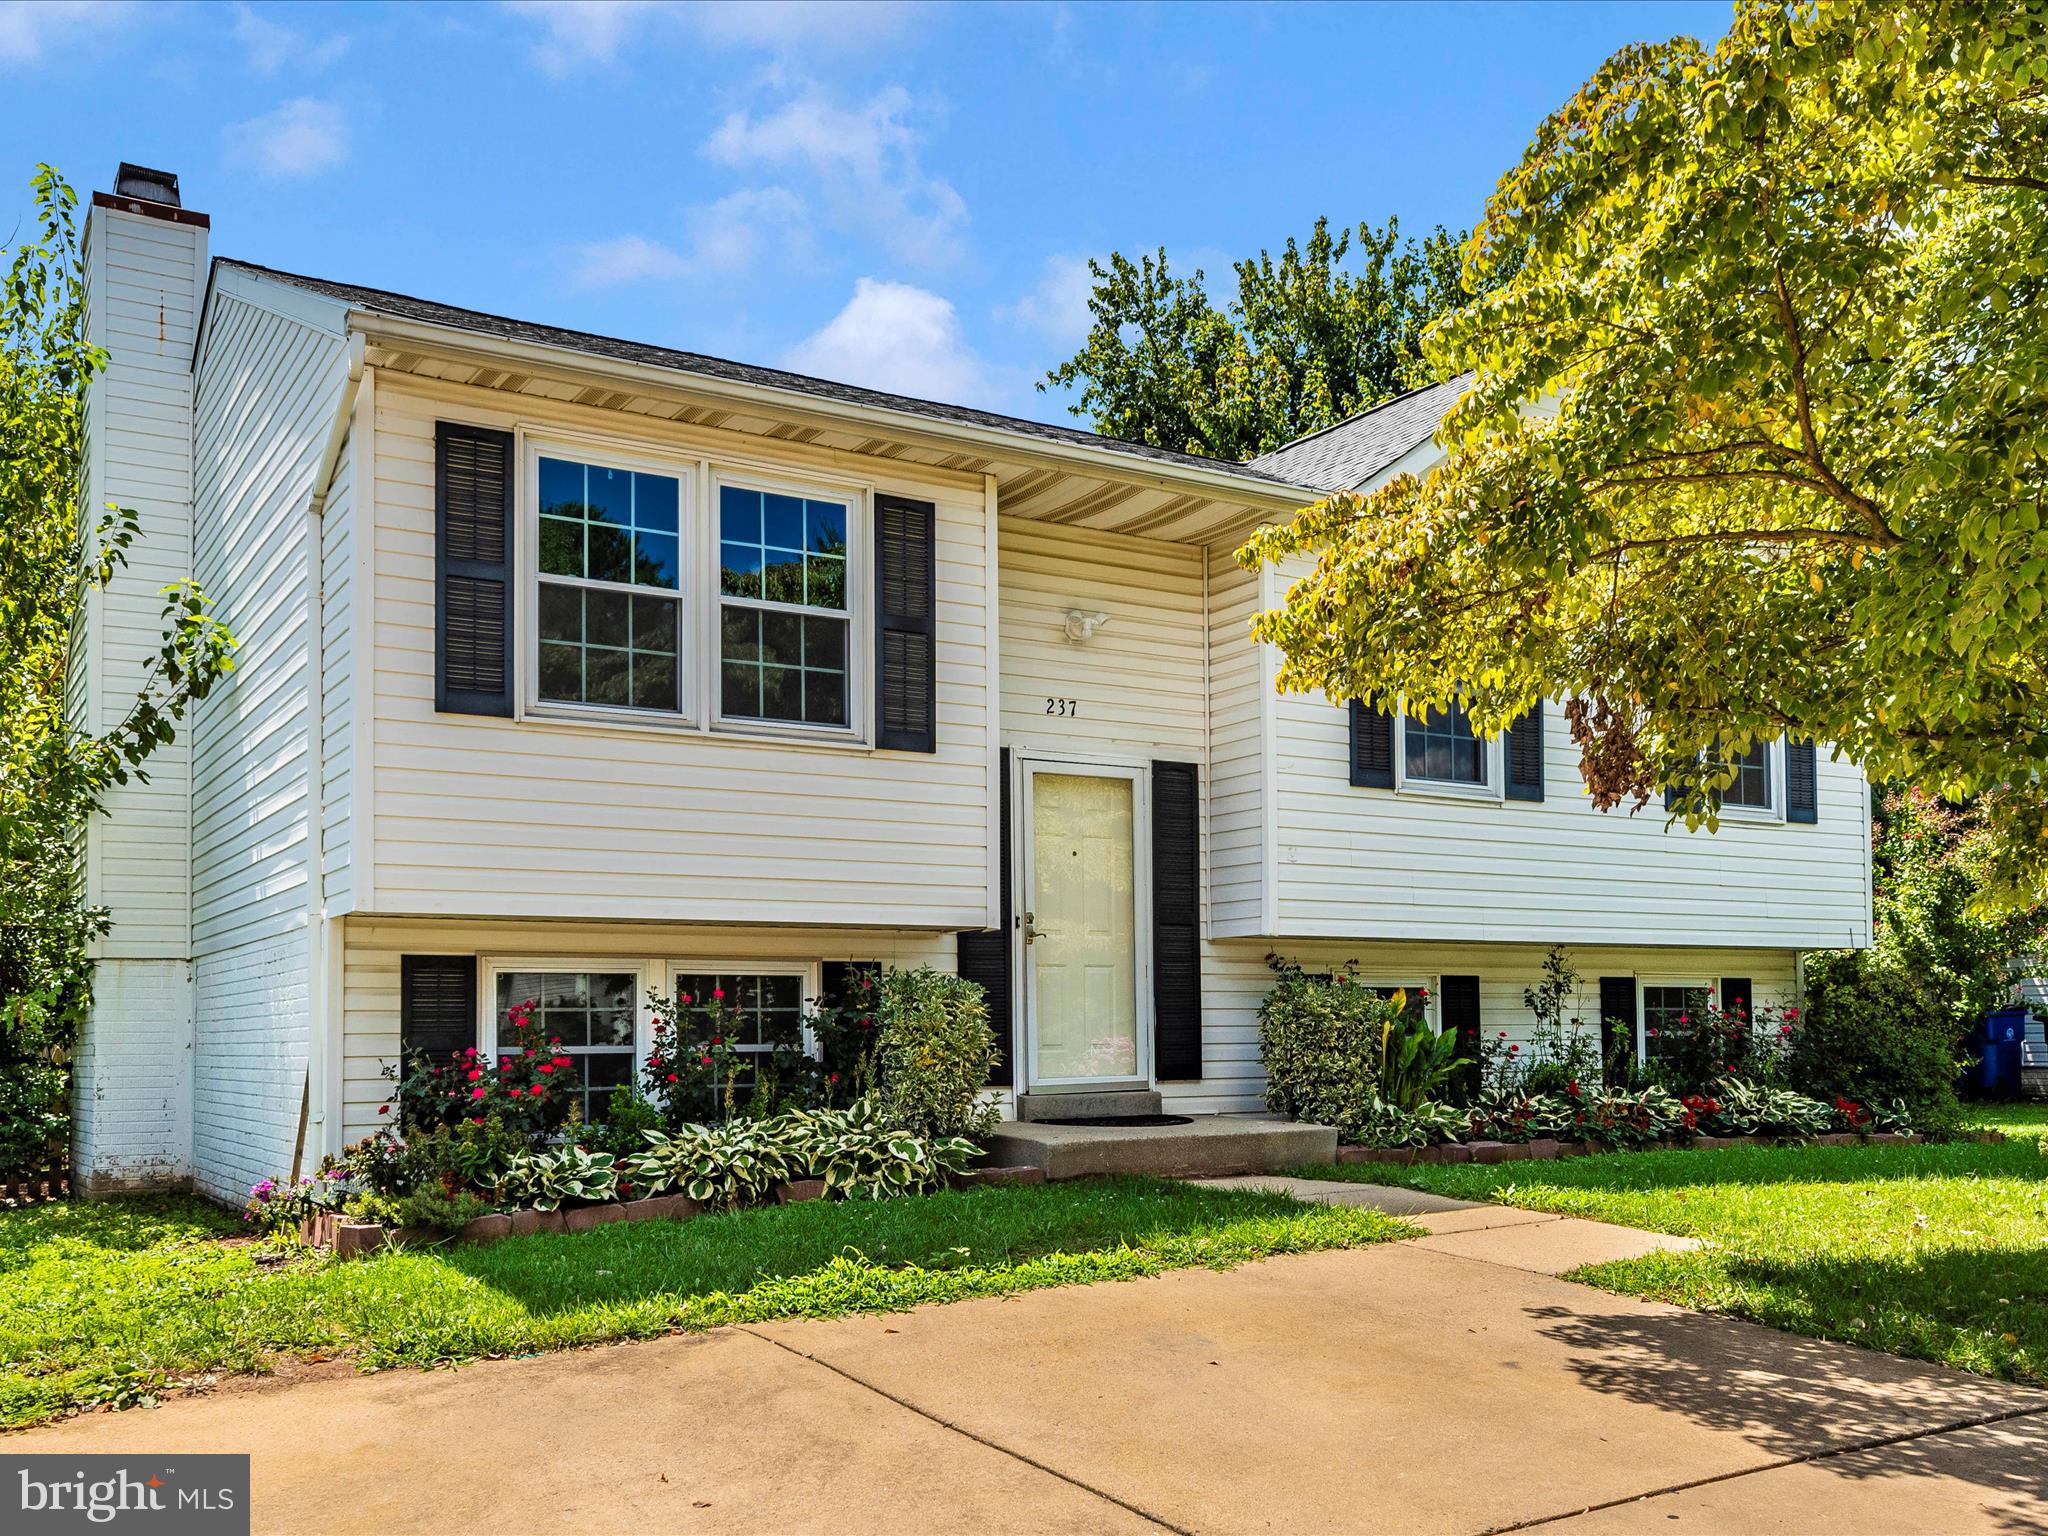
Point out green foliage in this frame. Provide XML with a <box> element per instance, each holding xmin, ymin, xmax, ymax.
<box><xmin>1241</xmin><ymin>2</ymin><xmax>2048</xmax><ymax>905</ymax></box>
<box><xmin>0</xmin><ymin>1179</ymin><xmax>1408</xmax><ymax>1429</ymax></box>
<box><xmin>1256</xmin><ymin>959</ymin><xmax>1390</xmax><ymax>1134</ymax></box>
<box><xmin>1</xmin><ymin>166</ymin><xmax>234</xmax><ymax>1153</ymax></box>
<box><xmin>873</xmin><ymin>966</ymin><xmax>998</xmax><ymax>1141</ymax></box>
<box><xmin>590</xmin><ymin>1089</ymin><xmax>664</xmax><ymax>1162</ymax></box>
<box><xmin>629</xmin><ymin>1118</ymin><xmax>801</xmax><ymax>1208</ymax></box>
<box><xmin>500</xmin><ymin>1145</ymin><xmax>618</xmax><ymax>1212</ymax></box>
<box><xmin>1043</xmin><ymin>216</ymin><xmax>1511</xmax><ymax>460</ymax></box>
<box><xmin>1376</xmin><ymin>1003</ymin><xmax>1468</xmax><ymax>1111</ymax></box>
<box><xmin>1794</xmin><ymin>950</ymin><xmax>1966</xmax><ymax>1136</ymax></box>
<box><xmin>0</xmin><ymin>1061</ymin><xmax>64</xmax><ymax>1173</ymax></box>
<box><xmin>1348</xmin><ymin>1095</ymin><xmax>1470</xmax><ymax>1149</ymax></box>
<box><xmin>1872</xmin><ymin>787</ymin><xmax>2043</xmax><ymax>1032</ymax></box>
<box><xmin>790</xmin><ymin>1099</ymin><xmax>981</xmax><ymax>1200</ymax></box>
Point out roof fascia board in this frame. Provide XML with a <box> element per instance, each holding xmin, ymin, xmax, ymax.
<box><xmin>348</xmin><ymin>311</ymin><xmax>1320</xmax><ymax>511</ymax></box>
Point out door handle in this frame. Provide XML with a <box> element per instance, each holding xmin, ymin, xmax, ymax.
<box><xmin>1023</xmin><ymin>911</ymin><xmax>1049</xmax><ymax>945</ymax></box>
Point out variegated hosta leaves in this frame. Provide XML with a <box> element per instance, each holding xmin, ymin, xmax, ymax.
<box><xmin>1241</xmin><ymin>0</ymin><xmax>2048</xmax><ymax>908</ymax></box>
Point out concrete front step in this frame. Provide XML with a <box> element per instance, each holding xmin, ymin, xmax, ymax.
<box><xmin>981</xmin><ymin>1113</ymin><xmax>1336</xmax><ymax>1181</ymax></box>
<box><xmin>1013</xmin><ymin>1089</ymin><xmax>1164</xmax><ymax>1123</ymax></box>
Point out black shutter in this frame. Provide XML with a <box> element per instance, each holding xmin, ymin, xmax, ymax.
<box><xmin>875</xmin><ymin>494</ymin><xmax>937</xmax><ymax>752</ymax></box>
<box><xmin>1720</xmin><ymin>977</ymin><xmax>1753</xmax><ymax>1024</ymax></box>
<box><xmin>1438</xmin><ymin>974</ymin><xmax>1482</xmax><ymax>1102</ymax></box>
<box><xmin>1506</xmin><ymin>703</ymin><xmax>1545</xmax><ymax>801</ymax></box>
<box><xmin>958</xmin><ymin>749</ymin><xmax>1013</xmax><ymax>1085</ymax></box>
<box><xmin>1152</xmin><ymin>760</ymin><xmax>1203</xmax><ymax>1081</ymax></box>
<box><xmin>1598</xmin><ymin>974</ymin><xmax>1637</xmax><ymax>1085</ymax></box>
<box><xmin>400</xmin><ymin>955</ymin><xmax>477</xmax><ymax>1064</ymax></box>
<box><xmin>1786</xmin><ymin>738</ymin><xmax>1818</xmax><ymax>823</ymax></box>
<box><xmin>435</xmin><ymin>422</ymin><xmax>515</xmax><ymax>716</ymax></box>
<box><xmin>1349</xmin><ymin>700</ymin><xmax>1395</xmax><ymax>788</ymax></box>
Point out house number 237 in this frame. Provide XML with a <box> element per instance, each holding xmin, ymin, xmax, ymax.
<box><xmin>1045</xmin><ymin>697</ymin><xmax>1079</xmax><ymax>717</ymax></box>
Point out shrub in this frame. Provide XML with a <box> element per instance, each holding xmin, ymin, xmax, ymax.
<box><xmin>794</xmin><ymin>1099</ymin><xmax>981</xmax><ymax>1198</ymax></box>
<box><xmin>808</xmin><ymin>968</ymin><xmax>886</xmax><ymax>1107</ymax></box>
<box><xmin>873</xmin><ymin>967</ymin><xmax>998</xmax><ymax>1141</ymax></box>
<box><xmin>501</xmin><ymin>1145</ymin><xmax>619</xmax><ymax>1211</ymax></box>
<box><xmin>1793</xmin><ymin>950</ymin><xmax>1965</xmax><ymax>1136</ymax></box>
<box><xmin>641</xmin><ymin>985</ymin><xmax>821</xmax><ymax>1128</ymax></box>
<box><xmin>630</xmin><ymin>1118</ymin><xmax>802</xmax><ymax>1208</ymax></box>
<box><xmin>591</xmin><ymin>1089</ymin><xmax>664</xmax><ymax>1162</ymax></box>
<box><xmin>0</xmin><ymin>1061</ymin><xmax>66</xmax><ymax>1172</ymax></box>
<box><xmin>1257</xmin><ymin>960</ymin><xmax>1391</xmax><ymax>1134</ymax></box>
<box><xmin>390</xmin><ymin>1001</ymin><xmax>579</xmax><ymax>1139</ymax></box>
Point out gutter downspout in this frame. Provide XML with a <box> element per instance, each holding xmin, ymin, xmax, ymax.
<box><xmin>291</xmin><ymin>334</ymin><xmax>366</xmax><ymax>1181</ymax></box>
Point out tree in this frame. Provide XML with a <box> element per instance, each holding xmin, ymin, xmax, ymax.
<box><xmin>1870</xmin><ymin>787</ymin><xmax>2044</xmax><ymax>1031</ymax></box>
<box><xmin>1</xmin><ymin>167</ymin><xmax>234</xmax><ymax>1157</ymax></box>
<box><xmin>1042</xmin><ymin>216</ymin><xmax>1506</xmax><ymax>462</ymax></box>
<box><xmin>1243</xmin><ymin>0</ymin><xmax>2048</xmax><ymax>906</ymax></box>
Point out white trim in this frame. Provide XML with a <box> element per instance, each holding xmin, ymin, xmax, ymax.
<box><xmin>1637</xmin><ymin>975</ymin><xmax>1713</xmax><ymax>1063</ymax></box>
<box><xmin>1017</xmin><ymin>755</ymin><xmax>1154</xmax><ymax>1092</ymax></box>
<box><xmin>1394</xmin><ymin>704</ymin><xmax>1504</xmax><ymax>804</ymax></box>
<box><xmin>517</xmin><ymin>431</ymin><xmax>697</xmax><ymax>727</ymax></box>
<box><xmin>348</xmin><ymin>368</ymin><xmax>377</xmax><ymax>914</ymax></box>
<box><xmin>705</xmin><ymin>463</ymin><xmax>870</xmax><ymax>747</ymax></box>
<box><xmin>983</xmin><ymin>472</ymin><xmax>1003</xmax><ymax>931</ymax></box>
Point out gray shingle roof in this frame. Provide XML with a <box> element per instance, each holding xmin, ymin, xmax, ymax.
<box><xmin>217</xmin><ymin>258</ymin><xmax>1302</xmax><ymax>494</ymax></box>
<box><xmin>1246</xmin><ymin>372</ymin><xmax>1473</xmax><ymax>493</ymax></box>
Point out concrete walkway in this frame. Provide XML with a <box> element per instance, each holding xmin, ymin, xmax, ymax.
<box><xmin>10</xmin><ymin>1189</ymin><xmax>2046</xmax><ymax>1535</ymax></box>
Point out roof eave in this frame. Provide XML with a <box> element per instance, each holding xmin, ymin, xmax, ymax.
<box><xmin>347</xmin><ymin>308</ymin><xmax>1322</xmax><ymax>512</ymax></box>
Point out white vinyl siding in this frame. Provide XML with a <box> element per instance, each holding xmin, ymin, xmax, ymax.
<box><xmin>1260</xmin><ymin>557</ymin><xmax>1872</xmax><ymax>950</ymax></box>
<box><xmin>320</xmin><ymin>423</ymin><xmax>356</xmax><ymax>907</ymax></box>
<box><xmin>78</xmin><ymin>205</ymin><xmax>207</xmax><ymax>958</ymax></box>
<box><xmin>366</xmin><ymin>378</ymin><xmax>992</xmax><ymax>928</ymax></box>
<box><xmin>1205</xmin><ymin>547</ymin><xmax>1267</xmax><ymax>938</ymax></box>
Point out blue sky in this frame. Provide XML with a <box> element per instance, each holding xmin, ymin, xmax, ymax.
<box><xmin>0</xmin><ymin>1</ymin><xmax>1730</xmax><ymax>426</ymax></box>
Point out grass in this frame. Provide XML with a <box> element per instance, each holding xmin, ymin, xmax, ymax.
<box><xmin>1293</xmin><ymin>1107</ymin><xmax>2048</xmax><ymax>1386</ymax></box>
<box><xmin>0</xmin><ymin>1175</ymin><xmax>1408</xmax><ymax>1431</ymax></box>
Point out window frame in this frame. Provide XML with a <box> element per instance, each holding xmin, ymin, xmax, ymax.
<box><xmin>1716</xmin><ymin>736</ymin><xmax>1780</xmax><ymax>821</ymax></box>
<box><xmin>1637</xmin><ymin>976</ymin><xmax>1712</xmax><ymax>1064</ymax></box>
<box><xmin>519</xmin><ymin>433</ymin><xmax>696</xmax><ymax>727</ymax></box>
<box><xmin>479</xmin><ymin>957</ymin><xmax>651</xmax><ymax>1124</ymax></box>
<box><xmin>706</xmin><ymin>465</ymin><xmax>870</xmax><ymax>746</ymax></box>
<box><xmin>1393</xmin><ymin>705</ymin><xmax>1503</xmax><ymax>803</ymax></box>
<box><xmin>666</xmin><ymin>959</ymin><xmax>824</xmax><ymax>1066</ymax></box>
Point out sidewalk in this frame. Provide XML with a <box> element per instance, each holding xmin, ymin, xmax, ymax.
<box><xmin>10</xmin><ymin>1186</ymin><xmax>2044</xmax><ymax>1534</ymax></box>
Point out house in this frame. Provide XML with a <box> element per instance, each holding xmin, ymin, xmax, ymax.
<box><xmin>70</xmin><ymin>167</ymin><xmax>1872</xmax><ymax>1201</ymax></box>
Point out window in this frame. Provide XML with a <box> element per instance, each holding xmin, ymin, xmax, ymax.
<box><xmin>492</xmin><ymin>969</ymin><xmax>638</xmax><ymax>1123</ymax></box>
<box><xmin>718</xmin><ymin>483</ymin><xmax>851</xmax><ymax>729</ymax></box>
<box><xmin>1723</xmin><ymin>738</ymin><xmax>1771</xmax><ymax>808</ymax></box>
<box><xmin>674</xmin><ymin>969</ymin><xmax>810</xmax><ymax>1086</ymax></box>
<box><xmin>1404</xmin><ymin>703</ymin><xmax>1485</xmax><ymax>785</ymax></box>
<box><xmin>536</xmin><ymin>455</ymin><xmax>681</xmax><ymax>712</ymax></box>
<box><xmin>1641</xmin><ymin>983</ymin><xmax>1708</xmax><ymax>1064</ymax></box>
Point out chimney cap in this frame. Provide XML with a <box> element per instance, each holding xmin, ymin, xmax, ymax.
<box><xmin>112</xmin><ymin>163</ymin><xmax>181</xmax><ymax>208</ymax></box>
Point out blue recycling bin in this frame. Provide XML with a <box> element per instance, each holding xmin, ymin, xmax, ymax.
<box><xmin>1974</xmin><ymin>1007</ymin><xmax>2029</xmax><ymax>1100</ymax></box>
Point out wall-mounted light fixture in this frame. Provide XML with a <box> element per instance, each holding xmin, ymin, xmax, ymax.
<box><xmin>1063</xmin><ymin>609</ymin><xmax>1111</xmax><ymax>644</ymax></box>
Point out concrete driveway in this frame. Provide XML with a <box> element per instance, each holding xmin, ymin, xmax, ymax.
<box><xmin>11</xmin><ymin>1197</ymin><xmax>2046</xmax><ymax>1535</ymax></box>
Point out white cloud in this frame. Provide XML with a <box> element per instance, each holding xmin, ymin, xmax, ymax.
<box><xmin>707</xmin><ymin>86</ymin><xmax>965</xmax><ymax>267</ymax></box>
<box><xmin>224</xmin><ymin>96</ymin><xmax>350</xmax><ymax>178</ymax></box>
<box><xmin>229</xmin><ymin>3</ymin><xmax>349</xmax><ymax>77</ymax></box>
<box><xmin>0</xmin><ymin>0</ymin><xmax>132</xmax><ymax>65</ymax></box>
<box><xmin>785</xmin><ymin>278</ymin><xmax>988</xmax><ymax>404</ymax></box>
<box><xmin>501</xmin><ymin>0</ymin><xmax>907</xmax><ymax>72</ymax></box>
<box><xmin>998</xmin><ymin>255</ymin><xmax>1096</xmax><ymax>350</ymax></box>
<box><xmin>571</xmin><ymin>188</ymin><xmax>812</xmax><ymax>289</ymax></box>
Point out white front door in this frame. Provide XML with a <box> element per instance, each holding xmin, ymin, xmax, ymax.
<box><xmin>1022</xmin><ymin>762</ymin><xmax>1148</xmax><ymax>1089</ymax></box>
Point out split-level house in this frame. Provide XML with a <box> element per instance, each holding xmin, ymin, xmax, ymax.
<box><xmin>71</xmin><ymin>167</ymin><xmax>1872</xmax><ymax>1200</ymax></box>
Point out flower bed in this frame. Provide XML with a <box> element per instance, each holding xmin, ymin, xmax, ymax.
<box><xmin>1334</xmin><ymin>1128</ymin><xmax>1923</xmax><ymax>1167</ymax></box>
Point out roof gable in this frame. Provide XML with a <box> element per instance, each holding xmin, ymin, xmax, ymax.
<box><xmin>1246</xmin><ymin>372</ymin><xmax>1473</xmax><ymax>493</ymax></box>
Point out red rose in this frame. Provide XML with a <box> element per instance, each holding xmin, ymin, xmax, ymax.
<box><xmin>699</xmin><ymin>1055</ymin><xmax>712</xmax><ymax>1066</ymax></box>
<box><xmin>666</xmin><ymin>1073</ymin><xmax>679</xmax><ymax>1083</ymax></box>
<box><xmin>467</xmin><ymin>1068</ymin><xmax>482</xmax><ymax>1081</ymax></box>
<box><xmin>377</xmin><ymin>1104</ymin><xmax>390</xmax><ymax>1115</ymax></box>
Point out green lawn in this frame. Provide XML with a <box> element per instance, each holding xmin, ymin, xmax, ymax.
<box><xmin>0</xmin><ymin>1175</ymin><xmax>1408</xmax><ymax>1431</ymax></box>
<box><xmin>1295</xmin><ymin>1109</ymin><xmax>2048</xmax><ymax>1385</ymax></box>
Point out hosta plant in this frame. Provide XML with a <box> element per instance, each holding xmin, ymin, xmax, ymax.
<box><xmin>629</xmin><ymin>1118</ymin><xmax>801</xmax><ymax>1208</ymax></box>
<box><xmin>1702</xmin><ymin>1077</ymin><xmax>1836</xmax><ymax>1139</ymax></box>
<box><xmin>1348</xmin><ymin>1094</ymin><xmax>1469</xmax><ymax>1149</ymax></box>
<box><xmin>501</xmin><ymin>1145</ymin><xmax>618</xmax><ymax>1211</ymax></box>
<box><xmin>792</xmin><ymin>1099</ymin><xmax>980</xmax><ymax>1199</ymax></box>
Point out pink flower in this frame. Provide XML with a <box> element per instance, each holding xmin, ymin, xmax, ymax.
<box><xmin>464</xmin><ymin>1046</ymin><xmax>477</xmax><ymax>1057</ymax></box>
<box><xmin>699</xmin><ymin>1055</ymin><xmax>712</xmax><ymax>1066</ymax></box>
<box><xmin>471</xmin><ymin>1086</ymin><xmax>486</xmax><ymax>1100</ymax></box>
<box><xmin>467</xmin><ymin>1068</ymin><xmax>482</xmax><ymax>1082</ymax></box>
<box><xmin>507</xmin><ymin>1086</ymin><xmax>524</xmax><ymax>1097</ymax></box>
<box><xmin>679</xmin><ymin>993</ymin><xmax>694</xmax><ymax>1006</ymax></box>
<box><xmin>666</xmin><ymin>1072</ymin><xmax>679</xmax><ymax>1083</ymax></box>
<box><xmin>712</xmin><ymin>988</ymin><xmax>726</xmax><ymax>1001</ymax></box>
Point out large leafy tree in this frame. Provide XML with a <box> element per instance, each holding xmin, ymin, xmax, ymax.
<box><xmin>1043</xmin><ymin>216</ymin><xmax>1501</xmax><ymax>461</ymax></box>
<box><xmin>1245</xmin><ymin>0</ymin><xmax>2048</xmax><ymax>906</ymax></box>
<box><xmin>1</xmin><ymin>168</ymin><xmax>233</xmax><ymax>1158</ymax></box>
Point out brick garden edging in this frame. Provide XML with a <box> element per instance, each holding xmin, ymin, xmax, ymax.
<box><xmin>298</xmin><ymin>1165</ymin><xmax>1051</xmax><ymax>1259</ymax></box>
<box><xmin>1334</xmin><ymin>1130</ymin><xmax>1925</xmax><ymax>1168</ymax></box>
